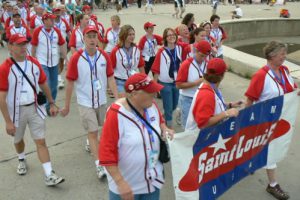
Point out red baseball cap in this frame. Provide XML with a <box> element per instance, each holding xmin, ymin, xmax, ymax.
<box><xmin>42</xmin><ymin>13</ymin><xmax>56</xmax><ymax>20</ymax></box>
<box><xmin>9</xmin><ymin>34</ymin><xmax>28</xmax><ymax>44</ymax></box>
<box><xmin>82</xmin><ymin>5</ymin><xmax>91</xmax><ymax>12</ymax></box>
<box><xmin>83</xmin><ymin>26</ymin><xmax>99</xmax><ymax>35</ymax></box>
<box><xmin>52</xmin><ymin>8</ymin><xmax>61</xmax><ymax>13</ymax></box>
<box><xmin>125</xmin><ymin>73</ymin><xmax>163</xmax><ymax>93</ymax></box>
<box><xmin>90</xmin><ymin>14</ymin><xmax>97</xmax><ymax>21</ymax></box>
<box><xmin>206</xmin><ymin>58</ymin><xmax>227</xmax><ymax>75</ymax></box>
<box><xmin>144</xmin><ymin>22</ymin><xmax>156</xmax><ymax>29</ymax></box>
<box><xmin>194</xmin><ymin>40</ymin><xmax>211</xmax><ymax>55</ymax></box>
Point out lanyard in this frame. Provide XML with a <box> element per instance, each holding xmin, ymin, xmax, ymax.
<box><xmin>146</xmin><ymin>38</ymin><xmax>155</xmax><ymax>55</ymax></box>
<box><xmin>210</xmin><ymin>83</ymin><xmax>227</xmax><ymax>110</ymax></box>
<box><xmin>78</xmin><ymin>29</ymin><xmax>84</xmax><ymax>45</ymax></box>
<box><xmin>17</xmin><ymin>59</ymin><xmax>28</xmax><ymax>86</ymax></box>
<box><xmin>84</xmin><ymin>50</ymin><xmax>98</xmax><ymax>77</ymax></box>
<box><xmin>123</xmin><ymin>47</ymin><xmax>133</xmax><ymax>69</ymax></box>
<box><xmin>55</xmin><ymin>20</ymin><xmax>62</xmax><ymax>29</ymax></box>
<box><xmin>165</xmin><ymin>47</ymin><xmax>177</xmax><ymax>71</ymax></box>
<box><xmin>43</xmin><ymin>28</ymin><xmax>54</xmax><ymax>42</ymax></box>
<box><xmin>193</xmin><ymin>57</ymin><xmax>206</xmax><ymax>76</ymax></box>
<box><xmin>133</xmin><ymin>108</ymin><xmax>155</xmax><ymax>143</ymax></box>
<box><xmin>211</xmin><ymin>28</ymin><xmax>220</xmax><ymax>42</ymax></box>
<box><xmin>268</xmin><ymin>66</ymin><xmax>287</xmax><ymax>93</ymax></box>
<box><xmin>111</xmin><ymin>29</ymin><xmax>119</xmax><ymax>44</ymax></box>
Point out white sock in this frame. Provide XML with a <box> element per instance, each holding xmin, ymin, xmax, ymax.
<box><xmin>95</xmin><ymin>160</ymin><xmax>99</xmax><ymax>167</ymax></box>
<box><xmin>270</xmin><ymin>181</ymin><xmax>278</xmax><ymax>187</ymax></box>
<box><xmin>42</xmin><ymin>162</ymin><xmax>53</xmax><ymax>177</ymax></box>
<box><xmin>18</xmin><ymin>152</ymin><xmax>26</xmax><ymax>160</ymax></box>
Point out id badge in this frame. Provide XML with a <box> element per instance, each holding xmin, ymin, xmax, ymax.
<box><xmin>149</xmin><ymin>150</ymin><xmax>159</xmax><ymax>169</ymax></box>
<box><xmin>93</xmin><ymin>79</ymin><xmax>102</xmax><ymax>91</ymax></box>
<box><xmin>144</xmin><ymin>56</ymin><xmax>150</xmax><ymax>62</ymax></box>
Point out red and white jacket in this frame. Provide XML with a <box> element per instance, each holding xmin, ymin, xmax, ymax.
<box><xmin>6</xmin><ymin>24</ymin><xmax>31</xmax><ymax>40</ymax></box>
<box><xmin>1</xmin><ymin>11</ymin><xmax>10</xmax><ymax>23</ymax></box>
<box><xmin>245</xmin><ymin>65</ymin><xmax>297</xmax><ymax>103</ymax></box>
<box><xmin>176</xmin><ymin>57</ymin><xmax>207</xmax><ymax>97</ymax></box>
<box><xmin>138</xmin><ymin>34</ymin><xmax>163</xmax><ymax>59</ymax></box>
<box><xmin>69</xmin><ymin>26</ymin><xmax>84</xmax><ymax>50</ymax></box>
<box><xmin>103</xmin><ymin>27</ymin><xmax>120</xmax><ymax>53</ymax></box>
<box><xmin>61</xmin><ymin>13</ymin><xmax>73</xmax><ymax>28</ymax></box>
<box><xmin>31</xmin><ymin>26</ymin><xmax>65</xmax><ymax>67</ymax></box>
<box><xmin>54</xmin><ymin>18</ymin><xmax>71</xmax><ymax>40</ymax></box>
<box><xmin>4</xmin><ymin>17</ymin><xmax>27</xmax><ymax>29</ymax></box>
<box><xmin>151</xmin><ymin>44</ymin><xmax>184</xmax><ymax>83</ymax></box>
<box><xmin>29</xmin><ymin>15</ymin><xmax>43</xmax><ymax>29</ymax></box>
<box><xmin>0</xmin><ymin>56</ymin><xmax>47</xmax><ymax>127</ymax></box>
<box><xmin>185</xmin><ymin>83</ymin><xmax>226</xmax><ymax>131</ymax></box>
<box><xmin>19</xmin><ymin>7</ymin><xmax>28</xmax><ymax>23</ymax></box>
<box><xmin>66</xmin><ymin>48</ymin><xmax>114</xmax><ymax>108</ymax></box>
<box><xmin>110</xmin><ymin>45</ymin><xmax>145</xmax><ymax>80</ymax></box>
<box><xmin>99</xmin><ymin>102</ymin><xmax>165</xmax><ymax>194</ymax></box>
<box><xmin>210</xmin><ymin>26</ymin><xmax>227</xmax><ymax>57</ymax></box>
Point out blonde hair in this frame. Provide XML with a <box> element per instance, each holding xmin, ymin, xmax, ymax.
<box><xmin>111</xmin><ymin>15</ymin><xmax>121</xmax><ymax>26</ymax></box>
<box><xmin>118</xmin><ymin>25</ymin><xmax>135</xmax><ymax>47</ymax></box>
<box><xmin>263</xmin><ymin>41</ymin><xmax>287</xmax><ymax>60</ymax></box>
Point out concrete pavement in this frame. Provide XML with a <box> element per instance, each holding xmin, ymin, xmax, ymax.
<box><xmin>1</xmin><ymin>2</ymin><xmax>300</xmax><ymax>200</ymax></box>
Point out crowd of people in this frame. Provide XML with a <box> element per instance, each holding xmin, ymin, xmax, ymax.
<box><xmin>0</xmin><ymin>0</ymin><xmax>298</xmax><ymax>200</ymax></box>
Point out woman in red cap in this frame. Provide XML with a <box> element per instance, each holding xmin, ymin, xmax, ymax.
<box><xmin>99</xmin><ymin>73</ymin><xmax>173</xmax><ymax>200</ymax></box>
<box><xmin>110</xmin><ymin>25</ymin><xmax>145</xmax><ymax>97</ymax></box>
<box><xmin>138</xmin><ymin>22</ymin><xmax>163</xmax><ymax>75</ymax></box>
<box><xmin>176</xmin><ymin>40</ymin><xmax>212</xmax><ymax>129</ymax></box>
<box><xmin>185</xmin><ymin>58</ymin><xmax>240</xmax><ymax>131</ymax></box>
<box><xmin>152</xmin><ymin>27</ymin><xmax>184</xmax><ymax>128</ymax></box>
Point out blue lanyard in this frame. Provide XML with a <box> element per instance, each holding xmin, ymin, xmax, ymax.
<box><xmin>123</xmin><ymin>47</ymin><xmax>133</xmax><ymax>69</ymax></box>
<box><xmin>146</xmin><ymin>38</ymin><xmax>155</xmax><ymax>55</ymax></box>
<box><xmin>84</xmin><ymin>50</ymin><xmax>98</xmax><ymax>76</ymax></box>
<box><xmin>210</xmin><ymin>83</ymin><xmax>227</xmax><ymax>110</ymax></box>
<box><xmin>17</xmin><ymin>59</ymin><xmax>28</xmax><ymax>85</ymax></box>
<box><xmin>134</xmin><ymin>109</ymin><xmax>155</xmax><ymax>143</ymax></box>
<box><xmin>268</xmin><ymin>66</ymin><xmax>287</xmax><ymax>93</ymax></box>
<box><xmin>211</xmin><ymin>28</ymin><xmax>220</xmax><ymax>41</ymax></box>
<box><xmin>166</xmin><ymin>47</ymin><xmax>177</xmax><ymax>70</ymax></box>
<box><xmin>111</xmin><ymin>30</ymin><xmax>119</xmax><ymax>44</ymax></box>
<box><xmin>43</xmin><ymin>28</ymin><xmax>54</xmax><ymax>42</ymax></box>
<box><xmin>193</xmin><ymin>56</ymin><xmax>206</xmax><ymax>76</ymax></box>
<box><xmin>55</xmin><ymin>21</ymin><xmax>62</xmax><ymax>29</ymax></box>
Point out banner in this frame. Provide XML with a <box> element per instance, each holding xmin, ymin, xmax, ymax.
<box><xmin>169</xmin><ymin>92</ymin><xmax>299</xmax><ymax>200</ymax></box>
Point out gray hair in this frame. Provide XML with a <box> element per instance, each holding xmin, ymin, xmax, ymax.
<box><xmin>263</xmin><ymin>41</ymin><xmax>287</xmax><ymax>60</ymax></box>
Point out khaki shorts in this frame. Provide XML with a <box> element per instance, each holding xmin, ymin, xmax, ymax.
<box><xmin>14</xmin><ymin>104</ymin><xmax>45</xmax><ymax>144</ymax></box>
<box><xmin>78</xmin><ymin>104</ymin><xmax>107</xmax><ymax>133</ymax></box>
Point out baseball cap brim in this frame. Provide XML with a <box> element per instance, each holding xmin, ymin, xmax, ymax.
<box><xmin>12</xmin><ymin>37</ymin><xmax>29</xmax><ymax>44</ymax></box>
<box><xmin>143</xmin><ymin>81</ymin><xmax>164</xmax><ymax>93</ymax></box>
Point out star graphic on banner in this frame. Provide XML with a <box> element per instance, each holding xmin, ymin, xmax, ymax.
<box><xmin>209</xmin><ymin>134</ymin><xmax>231</xmax><ymax>155</ymax></box>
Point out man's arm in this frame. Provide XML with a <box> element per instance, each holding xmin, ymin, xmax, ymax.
<box><xmin>0</xmin><ymin>91</ymin><xmax>16</xmax><ymax>135</ymax></box>
<box><xmin>107</xmin><ymin>76</ymin><xmax>118</xmax><ymax>98</ymax></box>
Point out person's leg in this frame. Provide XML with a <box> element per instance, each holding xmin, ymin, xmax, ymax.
<box><xmin>116</xmin><ymin>79</ymin><xmax>126</xmax><ymax>97</ymax></box>
<box><xmin>49</xmin><ymin>65</ymin><xmax>59</xmax><ymax>101</ymax></box>
<box><xmin>109</xmin><ymin>190</ymin><xmax>123</xmax><ymax>200</ymax></box>
<box><xmin>179</xmin><ymin>95</ymin><xmax>193</xmax><ymax>129</ymax></box>
<box><xmin>159</xmin><ymin>82</ymin><xmax>173</xmax><ymax>127</ymax></box>
<box><xmin>140</xmin><ymin>187</ymin><xmax>160</xmax><ymax>200</ymax></box>
<box><xmin>265</xmin><ymin>165</ymin><xmax>289</xmax><ymax>199</ymax></box>
<box><xmin>172</xmin><ymin>83</ymin><xmax>179</xmax><ymax>111</ymax></box>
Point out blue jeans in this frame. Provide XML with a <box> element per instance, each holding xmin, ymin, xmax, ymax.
<box><xmin>159</xmin><ymin>82</ymin><xmax>179</xmax><ymax>126</ymax></box>
<box><xmin>115</xmin><ymin>78</ymin><xmax>126</xmax><ymax>93</ymax></box>
<box><xmin>109</xmin><ymin>187</ymin><xmax>160</xmax><ymax>200</ymax></box>
<box><xmin>179</xmin><ymin>94</ymin><xmax>193</xmax><ymax>129</ymax></box>
<box><xmin>42</xmin><ymin>65</ymin><xmax>58</xmax><ymax>110</ymax></box>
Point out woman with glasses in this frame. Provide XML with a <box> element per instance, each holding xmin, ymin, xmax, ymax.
<box><xmin>152</xmin><ymin>28</ymin><xmax>184</xmax><ymax>128</ymax></box>
<box><xmin>110</xmin><ymin>25</ymin><xmax>145</xmax><ymax>97</ymax></box>
<box><xmin>176</xmin><ymin>40</ymin><xmax>211</xmax><ymax>129</ymax></box>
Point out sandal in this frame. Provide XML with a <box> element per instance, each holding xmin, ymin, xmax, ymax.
<box><xmin>266</xmin><ymin>184</ymin><xmax>290</xmax><ymax>200</ymax></box>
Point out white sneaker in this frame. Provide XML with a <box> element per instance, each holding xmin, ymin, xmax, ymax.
<box><xmin>17</xmin><ymin>160</ymin><xmax>27</xmax><ymax>175</ymax></box>
<box><xmin>85</xmin><ymin>139</ymin><xmax>91</xmax><ymax>153</ymax></box>
<box><xmin>175</xmin><ymin>107</ymin><xmax>182</xmax><ymax>125</ymax></box>
<box><xmin>96</xmin><ymin>166</ymin><xmax>106</xmax><ymax>179</ymax></box>
<box><xmin>58</xmin><ymin>79</ymin><xmax>65</xmax><ymax>89</ymax></box>
<box><xmin>45</xmin><ymin>171</ymin><xmax>65</xmax><ymax>186</ymax></box>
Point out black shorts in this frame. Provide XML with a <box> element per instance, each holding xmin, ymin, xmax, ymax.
<box><xmin>174</xmin><ymin>0</ymin><xmax>183</xmax><ymax>8</ymax></box>
<box><xmin>144</xmin><ymin>56</ymin><xmax>156</xmax><ymax>75</ymax></box>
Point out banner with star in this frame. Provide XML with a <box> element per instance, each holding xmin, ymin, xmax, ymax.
<box><xmin>169</xmin><ymin>91</ymin><xmax>299</xmax><ymax>200</ymax></box>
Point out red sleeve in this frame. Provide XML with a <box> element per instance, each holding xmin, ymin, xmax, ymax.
<box><xmin>30</xmin><ymin>16</ymin><xmax>36</xmax><ymax>29</ymax></box>
<box><xmin>4</xmin><ymin>18</ymin><xmax>10</xmax><ymax>29</ymax></box>
<box><xmin>153</xmin><ymin>100</ymin><xmax>165</xmax><ymax>124</ymax></box>
<box><xmin>99</xmin><ymin>104</ymin><xmax>120</xmax><ymax>166</ymax></box>
<box><xmin>154</xmin><ymin>34</ymin><xmax>163</xmax><ymax>46</ymax></box>
<box><xmin>103</xmin><ymin>27</ymin><xmax>112</xmax><ymax>44</ymax></box>
<box><xmin>97</xmin><ymin>32</ymin><xmax>105</xmax><ymax>43</ymax></box>
<box><xmin>25</xmin><ymin>26</ymin><xmax>31</xmax><ymax>39</ymax></box>
<box><xmin>101</xmin><ymin>49</ymin><xmax>114</xmax><ymax>77</ymax></box>
<box><xmin>176</xmin><ymin>59</ymin><xmax>191</xmax><ymax>83</ymax></box>
<box><xmin>21</xmin><ymin>19</ymin><xmax>26</xmax><ymax>27</ymax></box>
<box><xmin>69</xmin><ymin>29</ymin><xmax>77</xmax><ymax>48</ymax></box>
<box><xmin>182</xmin><ymin>45</ymin><xmax>191</xmax><ymax>61</ymax></box>
<box><xmin>6</xmin><ymin>26</ymin><xmax>12</xmax><ymax>40</ymax></box>
<box><xmin>220</xmin><ymin>26</ymin><xmax>227</xmax><ymax>41</ymax></box>
<box><xmin>151</xmin><ymin>48</ymin><xmax>163</xmax><ymax>74</ymax></box>
<box><xmin>31</xmin><ymin>27</ymin><xmax>41</xmax><ymax>46</ymax></box>
<box><xmin>1</xmin><ymin>15</ymin><xmax>4</xmax><ymax>23</ymax></box>
<box><xmin>245</xmin><ymin>68</ymin><xmax>266</xmax><ymax>101</ymax></box>
<box><xmin>28</xmin><ymin>56</ymin><xmax>47</xmax><ymax>84</ymax></box>
<box><xmin>110</xmin><ymin>47</ymin><xmax>118</xmax><ymax>69</ymax></box>
<box><xmin>137</xmin><ymin>50</ymin><xmax>145</xmax><ymax>68</ymax></box>
<box><xmin>62</xmin><ymin>18</ymin><xmax>71</xmax><ymax>33</ymax></box>
<box><xmin>193</xmin><ymin>88</ymin><xmax>215</xmax><ymax>128</ymax></box>
<box><xmin>54</xmin><ymin>27</ymin><xmax>66</xmax><ymax>46</ymax></box>
<box><xmin>138</xmin><ymin>35</ymin><xmax>146</xmax><ymax>50</ymax></box>
<box><xmin>66</xmin><ymin>50</ymin><xmax>82</xmax><ymax>80</ymax></box>
<box><xmin>0</xmin><ymin>60</ymin><xmax>11</xmax><ymax>91</ymax></box>
<box><xmin>26</xmin><ymin>10</ymin><xmax>31</xmax><ymax>22</ymax></box>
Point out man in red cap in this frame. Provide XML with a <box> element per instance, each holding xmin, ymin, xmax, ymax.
<box><xmin>0</xmin><ymin>34</ymin><xmax>64</xmax><ymax>186</ymax></box>
<box><xmin>176</xmin><ymin>40</ymin><xmax>212</xmax><ymax>128</ymax></box>
<box><xmin>138</xmin><ymin>22</ymin><xmax>162</xmax><ymax>75</ymax></box>
<box><xmin>185</xmin><ymin>58</ymin><xmax>240</xmax><ymax>131</ymax></box>
<box><xmin>61</xmin><ymin>26</ymin><xmax>118</xmax><ymax>179</ymax></box>
<box><xmin>31</xmin><ymin>13</ymin><xmax>67</xmax><ymax>114</ymax></box>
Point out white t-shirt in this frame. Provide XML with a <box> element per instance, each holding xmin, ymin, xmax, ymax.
<box><xmin>235</xmin><ymin>7</ymin><xmax>243</xmax><ymax>17</ymax></box>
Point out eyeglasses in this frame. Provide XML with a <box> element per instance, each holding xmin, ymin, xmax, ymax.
<box><xmin>167</xmin><ymin>34</ymin><xmax>176</xmax><ymax>37</ymax></box>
